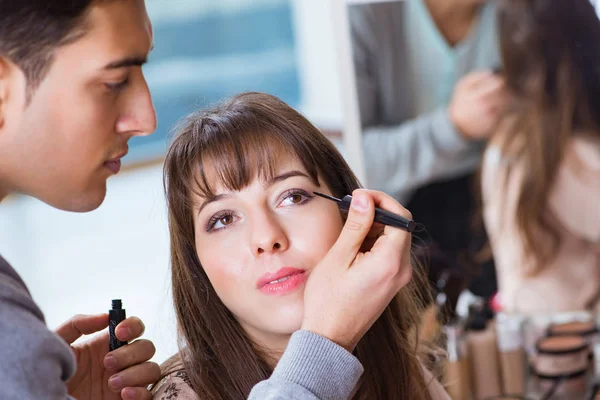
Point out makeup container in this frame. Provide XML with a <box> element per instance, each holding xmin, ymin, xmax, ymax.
<box><xmin>496</xmin><ymin>313</ymin><xmax>526</xmax><ymax>396</ymax></box>
<box><xmin>534</xmin><ymin>335</ymin><xmax>589</xmax><ymax>397</ymax></box>
<box><xmin>443</xmin><ymin>324</ymin><xmax>472</xmax><ymax>400</ymax></box>
<box><xmin>595</xmin><ymin>343</ymin><xmax>600</xmax><ymax>376</ymax></box>
<box><xmin>548</xmin><ymin>320</ymin><xmax>597</xmax><ymax>336</ymax></box>
<box><xmin>548</xmin><ymin>320</ymin><xmax>599</xmax><ymax>357</ymax></box>
<box><xmin>467</xmin><ymin>316</ymin><xmax>502</xmax><ymax>399</ymax></box>
<box><xmin>549</xmin><ymin>319</ymin><xmax>598</xmax><ymax>378</ymax></box>
<box><xmin>109</xmin><ymin>299</ymin><xmax>127</xmax><ymax>351</ymax></box>
<box><xmin>585</xmin><ymin>344</ymin><xmax>600</xmax><ymax>399</ymax></box>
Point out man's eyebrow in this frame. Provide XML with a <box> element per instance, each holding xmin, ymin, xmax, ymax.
<box><xmin>102</xmin><ymin>56</ymin><xmax>148</xmax><ymax>70</ymax></box>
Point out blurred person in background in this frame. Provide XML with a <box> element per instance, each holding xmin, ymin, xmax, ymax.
<box><xmin>481</xmin><ymin>0</ymin><xmax>600</xmax><ymax>314</ymax></box>
<box><xmin>348</xmin><ymin>0</ymin><xmax>510</xmax><ymax>301</ymax></box>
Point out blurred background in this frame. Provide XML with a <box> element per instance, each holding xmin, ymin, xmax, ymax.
<box><xmin>1</xmin><ymin>0</ymin><xmax>599</xmax><ymax>371</ymax></box>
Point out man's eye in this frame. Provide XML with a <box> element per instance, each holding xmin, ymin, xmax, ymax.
<box><xmin>105</xmin><ymin>78</ymin><xmax>129</xmax><ymax>91</ymax></box>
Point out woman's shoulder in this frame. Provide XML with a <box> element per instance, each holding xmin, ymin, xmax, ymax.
<box><xmin>152</xmin><ymin>370</ymin><xmax>199</xmax><ymax>400</ymax></box>
<box><xmin>566</xmin><ymin>135</ymin><xmax>600</xmax><ymax>179</ymax></box>
<box><xmin>548</xmin><ymin>135</ymin><xmax>600</xmax><ymax>242</ymax></box>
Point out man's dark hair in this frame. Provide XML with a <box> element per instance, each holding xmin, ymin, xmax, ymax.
<box><xmin>0</xmin><ymin>1</ymin><xmax>96</xmax><ymax>100</ymax></box>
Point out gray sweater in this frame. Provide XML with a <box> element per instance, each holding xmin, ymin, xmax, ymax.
<box><xmin>248</xmin><ymin>331</ymin><xmax>364</xmax><ymax>399</ymax></box>
<box><xmin>0</xmin><ymin>255</ymin><xmax>76</xmax><ymax>400</ymax></box>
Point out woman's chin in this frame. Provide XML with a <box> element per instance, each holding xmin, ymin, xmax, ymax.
<box><xmin>266</xmin><ymin>320</ymin><xmax>303</xmax><ymax>336</ymax></box>
<box><xmin>263</xmin><ymin>309</ymin><xmax>304</xmax><ymax>336</ymax></box>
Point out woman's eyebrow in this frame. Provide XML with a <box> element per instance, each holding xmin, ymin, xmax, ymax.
<box><xmin>197</xmin><ymin>193</ymin><xmax>233</xmax><ymax>215</ymax></box>
<box><xmin>264</xmin><ymin>170</ymin><xmax>310</xmax><ymax>188</ymax></box>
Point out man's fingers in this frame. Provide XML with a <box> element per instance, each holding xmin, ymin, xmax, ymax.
<box><xmin>54</xmin><ymin>313</ymin><xmax>108</xmax><ymax>344</ymax></box>
<box><xmin>328</xmin><ymin>189</ymin><xmax>375</xmax><ymax>266</ymax></box>
<box><xmin>364</xmin><ymin>191</ymin><xmax>413</xmax><ymax>260</ymax></box>
<box><xmin>108</xmin><ymin>362</ymin><xmax>161</xmax><ymax>393</ymax></box>
<box><xmin>105</xmin><ymin>339</ymin><xmax>156</xmax><ymax>371</ymax></box>
<box><xmin>120</xmin><ymin>386</ymin><xmax>153</xmax><ymax>400</ymax></box>
<box><xmin>116</xmin><ymin>316</ymin><xmax>146</xmax><ymax>342</ymax></box>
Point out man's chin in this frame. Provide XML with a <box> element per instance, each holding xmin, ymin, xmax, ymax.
<box><xmin>47</xmin><ymin>185</ymin><xmax>107</xmax><ymax>213</ymax></box>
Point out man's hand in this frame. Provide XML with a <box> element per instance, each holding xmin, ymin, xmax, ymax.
<box><xmin>55</xmin><ymin>314</ymin><xmax>160</xmax><ymax>400</ymax></box>
<box><xmin>302</xmin><ymin>189</ymin><xmax>413</xmax><ymax>352</ymax></box>
<box><xmin>449</xmin><ymin>70</ymin><xmax>510</xmax><ymax>140</ymax></box>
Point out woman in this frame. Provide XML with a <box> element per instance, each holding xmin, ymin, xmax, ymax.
<box><xmin>482</xmin><ymin>0</ymin><xmax>600</xmax><ymax>313</ymax></box>
<box><xmin>152</xmin><ymin>92</ymin><xmax>449</xmax><ymax>399</ymax></box>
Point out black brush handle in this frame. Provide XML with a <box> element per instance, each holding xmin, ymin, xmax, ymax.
<box><xmin>340</xmin><ymin>195</ymin><xmax>415</xmax><ymax>232</ymax></box>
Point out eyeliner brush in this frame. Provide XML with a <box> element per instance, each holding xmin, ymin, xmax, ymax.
<box><xmin>313</xmin><ymin>192</ymin><xmax>416</xmax><ymax>232</ymax></box>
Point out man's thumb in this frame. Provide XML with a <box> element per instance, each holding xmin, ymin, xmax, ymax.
<box><xmin>54</xmin><ymin>313</ymin><xmax>108</xmax><ymax>344</ymax></box>
<box><xmin>329</xmin><ymin>190</ymin><xmax>375</xmax><ymax>267</ymax></box>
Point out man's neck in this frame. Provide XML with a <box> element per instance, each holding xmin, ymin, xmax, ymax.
<box><xmin>0</xmin><ymin>185</ymin><xmax>8</xmax><ymax>205</ymax></box>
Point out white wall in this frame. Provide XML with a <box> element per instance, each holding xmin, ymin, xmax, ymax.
<box><xmin>0</xmin><ymin>0</ymin><xmax>343</xmax><ymax>365</ymax></box>
<box><xmin>0</xmin><ymin>164</ymin><xmax>179</xmax><ymax>362</ymax></box>
<box><xmin>291</xmin><ymin>0</ymin><xmax>342</xmax><ymax>130</ymax></box>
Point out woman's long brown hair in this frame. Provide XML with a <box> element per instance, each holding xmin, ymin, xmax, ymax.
<box><xmin>493</xmin><ymin>0</ymin><xmax>600</xmax><ymax>275</ymax></box>
<box><xmin>160</xmin><ymin>92</ymin><xmax>433</xmax><ymax>399</ymax></box>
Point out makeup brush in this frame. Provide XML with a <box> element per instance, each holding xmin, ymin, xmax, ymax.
<box><xmin>313</xmin><ymin>192</ymin><xmax>416</xmax><ymax>232</ymax></box>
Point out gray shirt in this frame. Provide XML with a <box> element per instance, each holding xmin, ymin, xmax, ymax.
<box><xmin>248</xmin><ymin>331</ymin><xmax>364</xmax><ymax>399</ymax></box>
<box><xmin>0</xmin><ymin>255</ymin><xmax>76</xmax><ymax>400</ymax></box>
<box><xmin>349</xmin><ymin>1</ymin><xmax>500</xmax><ymax>203</ymax></box>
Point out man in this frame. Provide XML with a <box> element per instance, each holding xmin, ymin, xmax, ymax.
<box><xmin>0</xmin><ymin>1</ymin><xmax>159</xmax><ymax>398</ymax></box>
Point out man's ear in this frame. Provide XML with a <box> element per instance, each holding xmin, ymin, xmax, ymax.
<box><xmin>0</xmin><ymin>57</ymin><xmax>7</xmax><ymax>129</ymax></box>
<box><xmin>0</xmin><ymin>57</ymin><xmax>26</xmax><ymax>131</ymax></box>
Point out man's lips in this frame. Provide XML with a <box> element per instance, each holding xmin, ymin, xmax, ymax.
<box><xmin>103</xmin><ymin>159</ymin><xmax>122</xmax><ymax>174</ymax></box>
<box><xmin>103</xmin><ymin>149</ymin><xmax>128</xmax><ymax>174</ymax></box>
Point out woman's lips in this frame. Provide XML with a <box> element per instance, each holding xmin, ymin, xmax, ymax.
<box><xmin>257</xmin><ymin>267</ymin><xmax>307</xmax><ymax>295</ymax></box>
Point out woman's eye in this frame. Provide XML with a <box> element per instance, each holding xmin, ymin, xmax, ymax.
<box><xmin>207</xmin><ymin>213</ymin><xmax>237</xmax><ymax>232</ymax></box>
<box><xmin>217</xmin><ymin>215</ymin><xmax>234</xmax><ymax>227</ymax></box>
<box><xmin>289</xmin><ymin>194</ymin><xmax>304</xmax><ymax>204</ymax></box>
<box><xmin>280</xmin><ymin>190</ymin><xmax>312</xmax><ymax>207</ymax></box>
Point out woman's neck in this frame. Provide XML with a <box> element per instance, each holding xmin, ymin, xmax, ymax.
<box><xmin>242</xmin><ymin>325</ymin><xmax>292</xmax><ymax>369</ymax></box>
<box><xmin>423</xmin><ymin>0</ymin><xmax>482</xmax><ymax>46</ymax></box>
